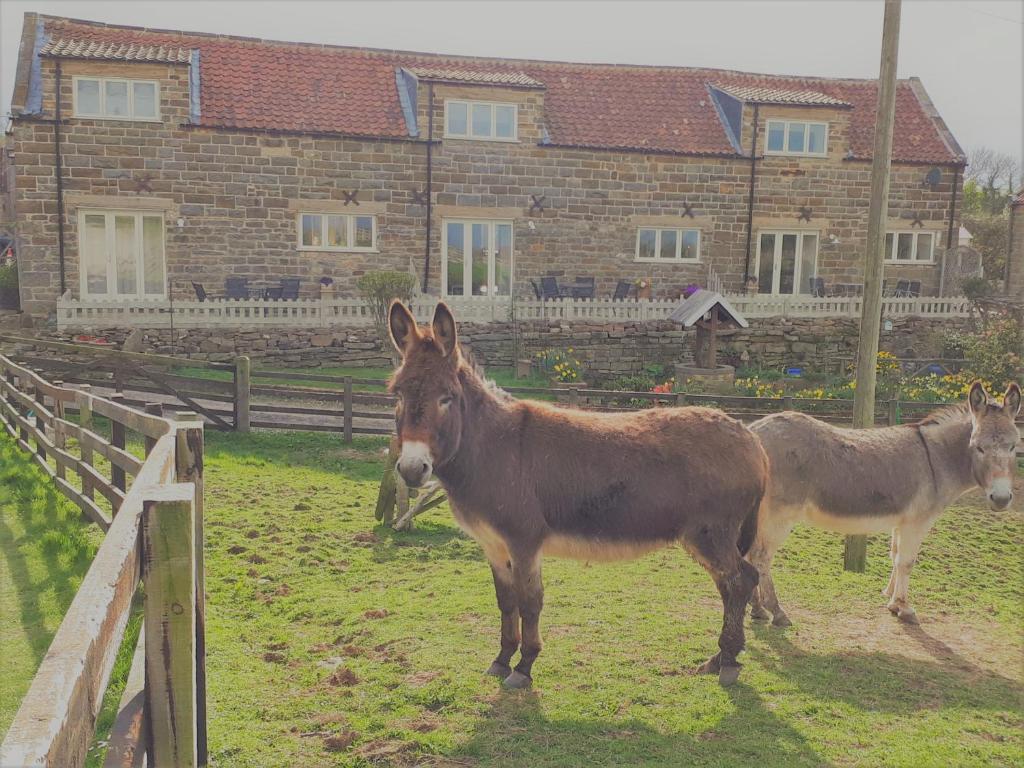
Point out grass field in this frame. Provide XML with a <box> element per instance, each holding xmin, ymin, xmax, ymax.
<box><xmin>3</xmin><ymin>427</ymin><xmax>1022</xmax><ymax>767</ymax></box>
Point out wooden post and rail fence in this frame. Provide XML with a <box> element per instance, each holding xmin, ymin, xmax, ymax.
<box><xmin>0</xmin><ymin>354</ymin><xmax>207</xmax><ymax>768</ymax></box>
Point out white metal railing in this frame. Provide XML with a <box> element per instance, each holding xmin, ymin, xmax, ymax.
<box><xmin>55</xmin><ymin>293</ymin><xmax>972</xmax><ymax>331</ymax></box>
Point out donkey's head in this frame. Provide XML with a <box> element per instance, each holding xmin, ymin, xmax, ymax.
<box><xmin>388</xmin><ymin>301</ymin><xmax>464</xmax><ymax>487</ymax></box>
<box><xmin>967</xmin><ymin>381</ymin><xmax>1021</xmax><ymax>511</ymax></box>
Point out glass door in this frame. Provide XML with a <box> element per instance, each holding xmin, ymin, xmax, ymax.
<box><xmin>756</xmin><ymin>232</ymin><xmax>818</xmax><ymax>295</ymax></box>
<box><xmin>443</xmin><ymin>220</ymin><xmax>514</xmax><ymax>297</ymax></box>
<box><xmin>79</xmin><ymin>211</ymin><xmax>166</xmax><ymax>299</ymax></box>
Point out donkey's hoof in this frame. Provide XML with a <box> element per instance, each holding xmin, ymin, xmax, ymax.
<box><xmin>485</xmin><ymin>661</ymin><xmax>512</xmax><ymax>678</ymax></box>
<box><xmin>502</xmin><ymin>670</ymin><xmax>532</xmax><ymax>690</ymax></box>
<box><xmin>886</xmin><ymin>601</ymin><xmax>901</xmax><ymax>616</ymax></box>
<box><xmin>695</xmin><ymin>653</ymin><xmax>721</xmax><ymax>675</ymax></box>
<box><xmin>772</xmin><ymin>612</ymin><xmax>792</xmax><ymax>628</ymax></box>
<box><xmin>750</xmin><ymin>605</ymin><xmax>771</xmax><ymax>622</ymax></box>
<box><xmin>718</xmin><ymin>665</ymin><xmax>742</xmax><ymax>687</ymax></box>
<box><xmin>897</xmin><ymin>607</ymin><xmax>919</xmax><ymax>625</ymax></box>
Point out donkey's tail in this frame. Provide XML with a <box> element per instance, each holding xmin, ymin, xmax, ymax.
<box><xmin>737</xmin><ymin>439</ymin><xmax>771</xmax><ymax>557</ymax></box>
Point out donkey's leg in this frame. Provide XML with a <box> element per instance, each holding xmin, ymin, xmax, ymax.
<box><xmin>485</xmin><ymin>560</ymin><xmax>520</xmax><ymax>678</ymax></box>
<box><xmin>691</xmin><ymin>538</ymin><xmax>760</xmax><ymax>686</ymax></box>
<box><xmin>747</xmin><ymin>521</ymin><xmax>794</xmax><ymax>627</ymax></box>
<box><xmin>504</xmin><ymin>551</ymin><xmax>543</xmax><ymax>689</ymax></box>
<box><xmin>886</xmin><ymin>520</ymin><xmax>933</xmax><ymax>624</ymax></box>
<box><xmin>883</xmin><ymin>528</ymin><xmax>900</xmax><ymax>598</ymax></box>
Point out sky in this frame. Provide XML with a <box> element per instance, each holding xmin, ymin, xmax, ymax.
<box><xmin>2</xmin><ymin>0</ymin><xmax>1022</xmax><ymax>165</ymax></box>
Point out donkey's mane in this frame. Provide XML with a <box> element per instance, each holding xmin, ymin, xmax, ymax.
<box><xmin>914</xmin><ymin>402</ymin><xmax>969</xmax><ymax>427</ymax></box>
<box><xmin>459</xmin><ymin>347</ymin><xmax>514</xmax><ymax>402</ymax></box>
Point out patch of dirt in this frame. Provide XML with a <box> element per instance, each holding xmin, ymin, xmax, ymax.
<box><xmin>226</xmin><ymin>545</ymin><xmax>247</xmax><ymax>554</ymax></box>
<box><xmin>353</xmin><ymin>532</ymin><xmax>381</xmax><ymax>546</ymax></box>
<box><xmin>246</xmin><ymin>568</ymin><xmax>260</xmax><ymax>578</ymax></box>
<box><xmin>403</xmin><ymin>670</ymin><xmax>441</xmax><ymax>687</ymax></box>
<box><xmin>267</xmin><ymin>641</ymin><xmax>288</xmax><ymax>651</ymax></box>
<box><xmin>248</xmin><ymin>554</ymin><xmax>267</xmax><ymax>564</ymax></box>
<box><xmin>363</xmin><ymin>609</ymin><xmax>389</xmax><ymax>619</ymax></box>
<box><xmin>314</xmin><ymin>712</ymin><xmax>349</xmax><ymax>726</ymax></box>
<box><xmin>245</xmin><ymin>529</ymin><xmax>260</xmax><ymax>539</ymax></box>
<box><xmin>328</xmin><ymin>667</ymin><xmax>359</xmax><ymax>686</ymax></box>
<box><xmin>262</xmin><ymin>651</ymin><xmax>286</xmax><ymax>663</ymax></box>
<box><xmin>405</xmin><ymin>712</ymin><xmax>443</xmax><ymax>733</ymax></box>
<box><xmin>354</xmin><ymin>739</ymin><xmax>417</xmax><ymax>763</ymax></box>
<box><xmin>294</xmin><ymin>502</ymin><xmax>312</xmax><ymax>511</ymax></box>
<box><xmin>273</xmin><ymin>584</ymin><xmax>291</xmax><ymax>597</ymax></box>
<box><xmin>323</xmin><ymin>731</ymin><xmax>359</xmax><ymax>752</ymax></box>
<box><xmin>296</xmin><ymin>545</ymin><xmax>312</xmax><ymax>553</ymax></box>
<box><xmin>340</xmin><ymin>644</ymin><xmax>366</xmax><ymax>657</ymax></box>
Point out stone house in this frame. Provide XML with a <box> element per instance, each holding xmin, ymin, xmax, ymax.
<box><xmin>7</xmin><ymin>13</ymin><xmax>967</xmax><ymax>317</ymax></box>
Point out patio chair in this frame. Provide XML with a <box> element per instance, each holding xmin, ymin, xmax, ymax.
<box><xmin>809</xmin><ymin>277</ymin><xmax>826</xmax><ymax>298</ymax></box>
<box><xmin>191</xmin><ymin>282</ymin><xmax>208</xmax><ymax>302</ymax></box>
<box><xmin>279</xmin><ymin>277</ymin><xmax>300</xmax><ymax>300</ymax></box>
<box><xmin>540</xmin><ymin>276</ymin><xmax>568</xmax><ymax>300</ymax></box>
<box><xmin>612</xmin><ymin>280</ymin><xmax>632</xmax><ymax>300</ymax></box>
<box><xmin>225</xmin><ymin>277</ymin><xmax>251</xmax><ymax>300</ymax></box>
<box><xmin>529</xmin><ymin>279</ymin><xmax>543</xmax><ymax>299</ymax></box>
<box><xmin>907</xmin><ymin>280</ymin><xmax>922</xmax><ymax>298</ymax></box>
<box><xmin>893</xmin><ymin>279</ymin><xmax>911</xmax><ymax>297</ymax></box>
<box><xmin>572</xmin><ymin>276</ymin><xmax>595</xmax><ymax>299</ymax></box>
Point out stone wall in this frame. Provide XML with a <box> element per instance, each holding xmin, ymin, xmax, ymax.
<box><xmin>11</xmin><ymin>55</ymin><xmax>961</xmax><ymax>315</ymax></box>
<box><xmin>29</xmin><ymin>315</ymin><xmax>972</xmax><ymax>383</ymax></box>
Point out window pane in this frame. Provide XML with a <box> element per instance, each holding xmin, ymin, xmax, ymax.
<box><xmin>884</xmin><ymin>233</ymin><xmax>894</xmax><ymax>259</ymax></box>
<box><xmin>897</xmin><ymin>233</ymin><xmax>914</xmax><ymax>261</ymax></box>
<box><xmin>494</xmin><ymin>224</ymin><xmax>512</xmax><ymax>295</ymax></box>
<box><xmin>659</xmin><ymin>230</ymin><xmax>677</xmax><ymax>260</ymax></box>
<box><xmin>807</xmin><ymin>124</ymin><xmax>826</xmax><ymax>154</ymax></box>
<box><xmin>446</xmin><ymin>222</ymin><xmax>464</xmax><ymax>295</ymax></box>
<box><xmin>83</xmin><ymin>214</ymin><xmax>108</xmax><ymax>295</ymax></box>
<box><xmin>779</xmin><ymin>234</ymin><xmax>797</xmax><ymax>294</ymax></box>
<box><xmin>766</xmin><ymin>122</ymin><xmax>785</xmax><ymax>152</ymax></box>
<box><xmin>495</xmin><ymin>105</ymin><xmax>515</xmax><ymax>138</ymax></box>
<box><xmin>638</xmin><ymin>229</ymin><xmax>656</xmax><ymax>260</ymax></box>
<box><xmin>301</xmin><ymin>215</ymin><xmax>321</xmax><ymax>247</ymax></box>
<box><xmin>758</xmin><ymin>234</ymin><xmax>775</xmax><ymax>294</ymax></box>
<box><xmin>916</xmin><ymin>232</ymin><xmax>933</xmax><ymax>261</ymax></box>
<box><xmin>326</xmin><ymin>215</ymin><xmax>347</xmax><ymax>248</ymax></box>
<box><xmin>354</xmin><ymin>216</ymin><xmax>374</xmax><ymax>248</ymax></box>
<box><xmin>105</xmin><ymin>81</ymin><xmax>129</xmax><ymax>117</ymax></box>
<box><xmin>114</xmin><ymin>215</ymin><xmax>137</xmax><ymax>295</ymax></box>
<box><xmin>77</xmin><ymin>79</ymin><xmax>101</xmax><ymax>115</ymax></box>
<box><xmin>132</xmin><ymin>82</ymin><xmax>157</xmax><ymax>119</ymax></box>
<box><xmin>682</xmin><ymin>230</ymin><xmax>700</xmax><ymax>260</ymax></box>
<box><xmin>447</xmin><ymin>102</ymin><xmax>468</xmax><ymax>135</ymax></box>
<box><xmin>142</xmin><ymin>216</ymin><xmax>165</xmax><ymax>294</ymax></box>
<box><xmin>787</xmin><ymin>122</ymin><xmax>805</xmax><ymax>153</ymax></box>
<box><xmin>471</xmin><ymin>103</ymin><xmax>491</xmax><ymax>137</ymax></box>
<box><xmin>799</xmin><ymin>234</ymin><xmax>818</xmax><ymax>294</ymax></box>
<box><xmin>471</xmin><ymin>223</ymin><xmax>488</xmax><ymax>295</ymax></box>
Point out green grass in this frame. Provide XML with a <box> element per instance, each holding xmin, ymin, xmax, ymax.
<box><xmin>197</xmin><ymin>430</ymin><xmax>1023</xmax><ymax>768</ymax></box>
<box><xmin>4</xmin><ymin>425</ymin><xmax>1021</xmax><ymax>766</ymax></box>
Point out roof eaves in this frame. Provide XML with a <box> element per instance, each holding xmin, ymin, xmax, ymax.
<box><xmin>906</xmin><ymin>76</ymin><xmax>966</xmax><ymax>164</ymax></box>
<box><xmin>395</xmin><ymin>68</ymin><xmax>419</xmax><ymax>138</ymax></box>
<box><xmin>705</xmin><ymin>84</ymin><xmax>743</xmax><ymax>155</ymax></box>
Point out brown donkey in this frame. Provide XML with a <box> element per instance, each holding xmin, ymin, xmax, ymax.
<box><xmin>747</xmin><ymin>381</ymin><xmax>1021</xmax><ymax>627</ymax></box>
<box><xmin>387</xmin><ymin>301</ymin><xmax>769</xmax><ymax>687</ymax></box>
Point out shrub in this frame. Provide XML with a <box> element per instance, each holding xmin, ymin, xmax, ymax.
<box><xmin>0</xmin><ymin>263</ymin><xmax>17</xmax><ymax>291</ymax></box>
<box><xmin>357</xmin><ymin>272</ymin><xmax>417</xmax><ymax>354</ymax></box>
<box><xmin>961</xmin><ymin>316</ymin><xmax>1023</xmax><ymax>391</ymax></box>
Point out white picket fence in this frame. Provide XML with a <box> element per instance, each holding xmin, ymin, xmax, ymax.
<box><xmin>55</xmin><ymin>293</ymin><xmax>972</xmax><ymax>331</ymax></box>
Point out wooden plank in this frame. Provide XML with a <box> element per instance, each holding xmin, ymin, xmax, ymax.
<box><xmin>234</xmin><ymin>356</ymin><xmax>250</xmax><ymax>433</ymax></box>
<box><xmin>251</xmin><ymin>369</ymin><xmax>389</xmax><ymax>386</ymax></box>
<box><xmin>103</xmin><ymin>626</ymin><xmax>147</xmax><ymax>768</ymax></box>
<box><xmin>54</xmin><ymin>418</ymin><xmax>145</xmax><ymax>476</ymax></box>
<box><xmin>110</xmin><ymin>394</ymin><xmax>128</xmax><ymax>496</ymax></box>
<box><xmin>55</xmin><ymin>476</ymin><xmax>112</xmax><ymax>531</ymax></box>
<box><xmin>0</xmin><ymin>334</ymin><xmax>232</xmax><ymax>370</ymax></box>
<box><xmin>78</xmin><ymin>461</ymin><xmax>126</xmax><ymax>514</ymax></box>
<box><xmin>131</xmin><ymin>364</ymin><xmax>234</xmax><ymax>433</ymax></box>
<box><xmin>84</xmin><ymin>391</ymin><xmax>173</xmax><ymax>440</ymax></box>
<box><xmin>143</xmin><ymin>484</ymin><xmax>198</xmax><ymax>768</ymax></box>
<box><xmin>0</xmin><ymin>354</ymin><xmax>79</xmax><ymax>403</ymax></box>
<box><xmin>0</xmin><ymin>375</ymin><xmax>56</xmax><ymax>425</ymax></box>
<box><xmin>0</xmin><ymin>435</ymin><xmax>176</xmax><ymax>768</ymax></box>
<box><xmin>343</xmin><ymin>377</ymin><xmax>353</xmax><ymax>443</ymax></box>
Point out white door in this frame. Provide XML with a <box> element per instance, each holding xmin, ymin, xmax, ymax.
<box><xmin>443</xmin><ymin>220</ymin><xmax>513</xmax><ymax>297</ymax></box>
<box><xmin>79</xmin><ymin>211</ymin><xmax>166</xmax><ymax>299</ymax></box>
<box><xmin>756</xmin><ymin>232</ymin><xmax>818</xmax><ymax>295</ymax></box>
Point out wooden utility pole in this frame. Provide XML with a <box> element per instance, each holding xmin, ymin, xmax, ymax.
<box><xmin>846</xmin><ymin>0</ymin><xmax>902</xmax><ymax>572</ymax></box>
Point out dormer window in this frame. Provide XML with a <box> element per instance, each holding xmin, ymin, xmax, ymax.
<box><xmin>765</xmin><ymin>120</ymin><xmax>828</xmax><ymax>157</ymax></box>
<box><xmin>73</xmin><ymin>77</ymin><xmax>160</xmax><ymax>121</ymax></box>
<box><xmin>445</xmin><ymin>100</ymin><xmax>517</xmax><ymax>141</ymax></box>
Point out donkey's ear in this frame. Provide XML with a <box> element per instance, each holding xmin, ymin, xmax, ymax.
<box><xmin>388</xmin><ymin>300</ymin><xmax>419</xmax><ymax>356</ymax></box>
<box><xmin>1004</xmin><ymin>382</ymin><xmax>1022</xmax><ymax>417</ymax></box>
<box><xmin>431</xmin><ymin>302</ymin><xmax>458</xmax><ymax>358</ymax></box>
<box><xmin>968</xmin><ymin>381</ymin><xmax>988</xmax><ymax>416</ymax></box>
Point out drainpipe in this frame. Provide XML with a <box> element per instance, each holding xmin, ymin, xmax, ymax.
<box><xmin>940</xmin><ymin>165</ymin><xmax>960</xmax><ymax>297</ymax></box>
<box><xmin>54</xmin><ymin>60</ymin><xmax>67</xmax><ymax>295</ymax></box>
<box><xmin>422</xmin><ymin>83</ymin><xmax>434</xmax><ymax>294</ymax></box>
<box><xmin>743</xmin><ymin>104</ymin><xmax>760</xmax><ymax>284</ymax></box>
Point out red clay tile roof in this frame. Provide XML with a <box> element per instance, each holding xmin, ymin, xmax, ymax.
<box><xmin>32</xmin><ymin>16</ymin><xmax>963</xmax><ymax>163</ymax></box>
<box><xmin>406</xmin><ymin>67</ymin><xmax>544</xmax><ymax>89</ymax></box>
<box><xmin>712</xmin><ymin>83</ymin><xmax>850</xmax><ymax>107</ymax></box>
<box><xmin>41</xmin><ymin>38</ymin><xmax>191</xmax><ymax>63</ymax></box>
<box><xmin>1013</xmin><ymin>191</ymin><xmax>1024</xmax><ymax>208</ymax></box>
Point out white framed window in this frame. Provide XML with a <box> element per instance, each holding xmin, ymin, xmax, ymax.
<box><xmin>73</xmin><ymin>77</ymin><xmax>160</xmax><ymax>121</ymax></box>
<box><xmin>634</xmin><ymin>228</ymin><xmax>701</xmax><ymax>263</ymax></box>
<box><xmin>884</xmin><ymin>231</ymin><xmax>935</xmax><ymax>263</ymax></box>
<box><xmin>765</xmin><ymin>120</ymin><xmax>828</xmax><ymax>157</ymax></box>
<box><xmin>444</xmin><ymin>100</ymin><xmax>518</xmax><ymax>141</ymax></box>
<box><xmin>442</xmin><ymin>219</ymin><xmax>514</xmax><ymax>296</ymax></box>
<box><xmin>78</xmin><ymin>210</ymin><xmax>166</xmax><ymax>298</ymax></box>
<box><xmin>754</xmin><ymin>231</ymin><xmax>819</xmax><ymax>295</ymax></box>
<box><xmin>297</xmin><ymin>213</ymin><xmax>377</xmax><ymax>252</ymax></box>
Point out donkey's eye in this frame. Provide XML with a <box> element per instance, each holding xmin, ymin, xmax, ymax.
<box><xmin>439</xmin><ymin>395</ymin><xmax>453</xmax><ymax>407</ymax></box>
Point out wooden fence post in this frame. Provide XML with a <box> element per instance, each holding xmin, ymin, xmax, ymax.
<box><xmin>144</xmin><ymin>403</ymin><xmax>164</xmax><ymax>456</ymax></box>
<box><xmin>142</xmin><ymin>486</ymin><xmax>198</xmax><ymax>768</ymax></box>
<box><xmin>78</xmin><ymin>385</ymin><xmax>94</xmax><ymax>501</ymax></box>
<box><xmin>233</xmin><ymin>356</ymin><xmax>251</xmax><ymax>433</ymax></box>
<box><xmin>343</xmin><ymin>377</ymin><xmax>353</xmax><ymax>443</ymax></box>
<box><xmin>783</xmin><ymin>395</ymin><xmax>793</xmax><ymax>412</ymax></box>
<box><xmin>52</xmin><ymin>381</ymin><xmax>66</xmax><ymax>480</ymax></box>
<box><xmin>569</xmin><ymin>386</ymin><xmax>580</xmax><ymax>409</ymax></box>
<box><xmin>174</xmin><ymin>413</ymin><xmax>207</xmax><ymax>767</ymax></box>
<box><xmin>110</xmin><ymin>394</ymin><xmax>127</xmax><ymax>496</ymax></box>
<box><xmin>888</xmin><ymin>399</ymin><xmax>899</xmax><ymax>426</ymax></box>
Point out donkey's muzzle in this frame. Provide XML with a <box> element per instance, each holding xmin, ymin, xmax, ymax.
<box><xmin>396</xmin><ymin>441</ymin><xmax>433</xmax><ymax>488</ymax></box>
<box><xmin>988</xmin><ymin>491</ymin><xmax>1012</xmax><ymax>511</ymax></box>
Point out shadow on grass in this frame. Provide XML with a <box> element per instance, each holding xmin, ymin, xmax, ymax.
<box><xmin>455</xmin><ymin>684</ymin><xmax>829</xmax><ymax>768</ymax></box>
<box><xmin>748</xmin><ymin>623</ymin><xmax>1023</xmax><ymax>714</ymax></box>
<box><xmin>369</xmin><ymin>518</ymin><xmax>480</xmax><ymax>563</ymax></box>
